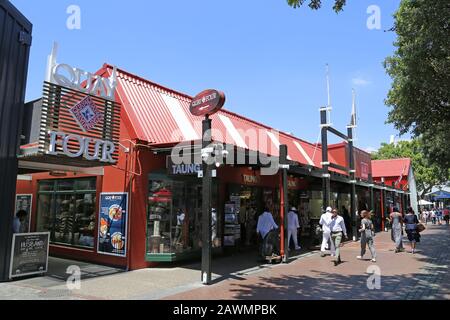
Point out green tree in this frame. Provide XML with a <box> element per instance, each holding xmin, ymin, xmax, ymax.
<box><xmin>287</xmin><ymin>0</ymin><xmax>346</xmax><ymax>12</ymax></box>
<box><xmin>372</xmin><ymin>139</ymin><xmax>449</xmax><ymax>197</ymax></box>
<box><xmin>384</xmin><ymin>0</ymin><xmax>450</xmax><ymax>172</ymax></box>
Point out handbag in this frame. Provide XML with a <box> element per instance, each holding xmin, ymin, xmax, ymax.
<box><xmin>417</xmin><ymin>223</ymin><xmax>426</xmax><ymax>233</ymax></box>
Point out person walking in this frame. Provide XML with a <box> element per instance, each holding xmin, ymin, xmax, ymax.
<box><xmin>329</xmin><ymin>208</ymin><xmax>348</xmax><ymax>266</ymax></box>
<box><xmin>431</xmin><ymin>209</ymin><xmax>436</xmax><ymax>225</ymax></box>
<box><xmin>356</xmin><ymin>210</ymin><xmax>376</xmax><ymax>262</ymax></box>
<box><xmin>287</xmin><ymin>207</ymin><xmax>301</xmax><ymax>251</ymax></box>
<box><xmin>319</xmin><ymin>207</ymin><xmax>335</xmax><ymax>257</ymax></box>
<box><xmin>443</xmin><ymin>208</ymin><xmax>450</xmax><ymax>225</ymax></box>
<box><xmin>404</xmin><ymin>207</ymin><xmax>420</xmax><ymax>254</ymax></box>
<box><xmin>437</xmin><ymin>209</ymin><xmax>443</xmax><ymax>225</ymax></box>
<box><xmin>257</xmin><ymin>207</ymin><xmax>279</xmax><ymax>256</ymax></box>
<box><xmin>422</xmin><ymin>210</ymin><xmax>428</xmax><ymax>225</ymax></box>
<box><xmin>387</xmin><ymin>208</ymin><xmax>404</xmax><ymax>253</ymax></box>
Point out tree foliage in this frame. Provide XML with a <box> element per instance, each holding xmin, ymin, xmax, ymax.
<box><xmin>287</xmin><ymin>0</ymin><xmax>346</xmax><ymax>12</ymax></box>
<box><xmin>372</xmin><ymin>139</ymin><xmax>449</xmax><ymax>197</ymax></box>
<box><xmin>384</xmin><ymin>0</ymin><xmax>450</xmax><ymax>172</ymax></box>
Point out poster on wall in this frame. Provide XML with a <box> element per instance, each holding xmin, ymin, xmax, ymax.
<box><xmin>9</xmin><ymin>232</ymin><xmax>50</xmax><ymax>279</ymax></box>
<box><xmin>98</xmin><ymin>193</ymin><xmax>128</xmax><ymax>257</ymax></box>
<box><xmin>15</xmin><ymin>194</ymin><xmax>32</xmax><ymax>233</ymax></box>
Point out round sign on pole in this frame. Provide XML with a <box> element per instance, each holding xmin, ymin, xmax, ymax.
<box><xmin>190</xmin><ymin>89</ymin><xmax>226</xmax><ymax>117</ymax></box>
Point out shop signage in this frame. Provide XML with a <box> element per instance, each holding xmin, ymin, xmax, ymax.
<box><xmin>98</xmin><ymin>193</ymin><xmax>129</xmax><ymax>257</ymax></box>
<box><xmin>360</xmin><ymin>162</ymin><xmax>369</xmax><ymax>180</ymax></box>
<box><xmin>15</xmin><ymin>194</ymin><xmax>32</xmax><ymax>233</ymax></box>
<box><xmin>243</xmin><ymin>174</ymin><xmax>260</xmax><ymax>185</ymax></box>
<box><xmin>170</xmin><ymin>163</ymin><xmax>201</xmax><ymax>175</ymax></box>
<box><xmin>47</xmin><ymin>131</ymin><xmax>116</xmax><ymax>163</ymax></box>
<box><xmin>46</xmin><ymin>42</ymin><xmax>117</xmax><ymax>101</ymax></box>
<box><xmin>18</xmin><ymin>43</ymin><xmax>121</xmax><ymax>168</ymax></box>
<box><xmin>189</xmin><ymin>89</ymin><xmax>226</xmax><ymax>117</ymax></box>
<box><xmin>167</xmin><ymin>156</ymin><xmax>201</xmax><ymax>175</ymax></box>
<box><xmin>9</xmin><ymin>232</ymin><xmax>50</xmax><ymax>279</ymax></box>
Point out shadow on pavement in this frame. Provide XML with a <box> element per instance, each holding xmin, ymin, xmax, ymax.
<box><xmin>226</xmin><ymin>226</ymin><xmax>450</xmax><ymax>300</ymax></box>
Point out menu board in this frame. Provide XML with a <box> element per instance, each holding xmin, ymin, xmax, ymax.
<box><xmin>15</xmin><ymin>194</ymin><xmax>32</xmax><ymax>232</ymax></box>
<box><xmin>9</xmin><ymin>232</ymin><xmax>49</xmax><ymax>279</ymax></box>
<box><xmin>98</xmin><ymin>193</ymin><xmax>128</xmax><ymax>257</ymax></box>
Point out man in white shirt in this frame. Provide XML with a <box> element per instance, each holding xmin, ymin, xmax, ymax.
<box><xmin>257</xmin><ymin>208</ymin><xmax>279</xmax><ymax>240</ymax></box>
<box><xmin>257</xmin><ymin>207</ymin><xmax>280</xmax><ymax>257</ymax></box>
<box><xmin>287</xmin><ymin>207</ymin><xmax>301</xmax><ymax>251</ymax></box>
<box><xmin>319</xmin><ymin>207</ymin><xmax>335</xmax><ymax>257</ymax></box>
<box><xmin>329</xmin><ymin>208</ymin><xmax>348</xmax><ymax>266</ymax></box>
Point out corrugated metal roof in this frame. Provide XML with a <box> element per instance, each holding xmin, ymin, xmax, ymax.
<box><xmin>99</xmin><ymin>64</ymin><xmax>328</xmax><ymax>168</ymax></box>
<box><xmin>372</xmin><ymin>158</ymin><xmax>411</xmax><ymax>178</ymax></box>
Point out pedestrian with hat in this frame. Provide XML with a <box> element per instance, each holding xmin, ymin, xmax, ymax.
<box><xmin>287</xmin><ymin>206</ymin><xmax>301</xmax><ymax>251</ymax></box>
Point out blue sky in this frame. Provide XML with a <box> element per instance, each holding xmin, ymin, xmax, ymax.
<box><xmin>12</xmin><ymin>0</ymin><xmax>405</xmax><ymax>151</ymax></box>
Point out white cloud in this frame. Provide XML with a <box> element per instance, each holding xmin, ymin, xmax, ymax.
<box><xmin>364</xmin><ymin>146</ymin><xmax>378</xmax><ymax>153</ymax></box>
<box><xmin>352</xmin><ymin>77</ymin><xmax>371</xmax><ymax>86</ymax></box>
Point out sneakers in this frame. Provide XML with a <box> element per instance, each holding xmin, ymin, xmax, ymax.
<box><xmin>356</xmin><ymin>255</ymin><xmax>363</xmax><ymax>260</ymax></box>
<box><xmin>320</xmin><ymin>253</ymin><xmax>326</xmax><ymax>257</ymax></box>
<box><xmin>295</xmin><ymin>246</ymin><xmax>301</xmax><ymax>250</ymax></box>
<box><xmin>371</xmin><ymin>258</ymin><xmax>376</xmax><ymax>262</ymax></box>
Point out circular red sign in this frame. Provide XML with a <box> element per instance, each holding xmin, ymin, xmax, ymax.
<box><xmin>189</xmin><ymin>89</ymin><xmax>226</xmax><ymax>117</ymax></box>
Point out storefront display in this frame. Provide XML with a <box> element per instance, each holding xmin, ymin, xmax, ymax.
<box><xmin>146</xmin><ymin>173</ymin><xmax>218</xmax><ymax>261</ymax></box>
<box><xmin>224</xmin><ymin>197</ymin><xmax>240</xmax><ymax>247</ymax></box>
<box><xmin>36</xmin><ymin>178</ymin><xmax>97</xmax><ymax>249</ymax></box>
<box><xmin>15</xmin><ymin>194</ymin><xmax>32</xmax><ymax>233</ymax></box>
<box><xmin>97</xmin><ymin>193</ymin><xmax>128</xmax><ymax>257</ymax></box>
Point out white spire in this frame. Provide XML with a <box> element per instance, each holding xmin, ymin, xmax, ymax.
<box><xmin>326</xmin><ymin>64</ymin><xmax>332</xmax><ymax>125</ymax></box>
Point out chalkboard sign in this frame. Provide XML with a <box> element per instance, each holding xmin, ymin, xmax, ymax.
<box><xmin>9</xmin><ymin>232</ymin><xmax>50</xmax><ymax>279</ymax></box>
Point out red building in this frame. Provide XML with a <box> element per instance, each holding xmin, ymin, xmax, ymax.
<box><xmin>372</xmin><ymin>158</ymin><xmax>418</xmax><ymax>215</ymax></box>
<box><xmin>16</xmin><ymin>63</ymin><xmax>409</xmax><ymax>270</ymax></box>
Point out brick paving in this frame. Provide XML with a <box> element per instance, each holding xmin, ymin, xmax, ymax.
<box><xmin>164</xmin><ymin>224</ymin><xmax>450</xmax><ymax>300</ymax></box>
<box><xmin>0</xmin><ymin>224</ymin><xmax>448</xmax><ymax>300</ymax></box>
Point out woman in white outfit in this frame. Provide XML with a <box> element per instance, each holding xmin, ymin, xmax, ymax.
<box><xmin>287</xmin><ymin>207</ymin><xmax>301</xmax><ymax>251</ymax></box>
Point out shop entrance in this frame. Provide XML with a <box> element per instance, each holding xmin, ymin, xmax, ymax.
<box><xmin>146</xmin><ymin>173</ymin><xmax>219</xmax><ymax>262</ymax></box>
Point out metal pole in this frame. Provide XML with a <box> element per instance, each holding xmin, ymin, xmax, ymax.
<box><xmin>320</xmin><ymin>108</ymin><xmax>330</xmax><ymax>210</ymax></box>
<box><xmin>201</xmin><ymin>117</ymin><xmax>212</xmax><ymax>285</ymax></box>
<box><xmin>382</xmin><ymin>183</ymin><xmax>387</xmax><ymax>231</ymax></box>
<box><xmin>347</xmin><ymin>127</ymin><xmax>357</xmax><ymax>241</ymax></box>
<box><xmin>280</xmin><ymin>145</ymin><xmax>289</xmax><ymax>263</ymax></box>
<box><xmin>380</xmin><ymin>188</ymin><xmax>385</xmax><ymax>231</ymax></box>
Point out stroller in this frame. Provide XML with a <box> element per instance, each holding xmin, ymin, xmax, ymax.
<box><xmin>259</xmin><ymin>228</ymin><xmax>281</xmax><ymax>264</ymax></box>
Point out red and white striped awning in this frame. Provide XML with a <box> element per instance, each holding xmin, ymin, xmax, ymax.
<box><xmin>101</xmin><ymin>64</ymin><xmax>326</xmax><ymax>168</ymax></box>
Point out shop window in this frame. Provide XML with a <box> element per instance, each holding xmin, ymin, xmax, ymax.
<box><xmin>36</xmin><ymin>178</ymin><xmax>97</xmax><ymax>249</ymax></box>
<box><xmin>147</xmin><ymin>175</ymin><xmax>218</xmax><ymax>259</ymax></box>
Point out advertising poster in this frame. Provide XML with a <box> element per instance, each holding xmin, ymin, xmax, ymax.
<box><xmin>9</xmin><ymin>232</ymin><xmax>50</xmax><ymax>279</ymax></box>
<box><xmin>97</xmin><ymin>193</ymin><xmax>128</xmax><ymax>257</ymax></box>
<box><xmin>15</xmin><ymin>194</ymin><xmax>32</xmax><ymax>232</ymax></box>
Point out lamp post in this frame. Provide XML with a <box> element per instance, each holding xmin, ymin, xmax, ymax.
<box><xmin>189</xmin><ymin>89</ymin><xmax>225</xmax><ymax>285</ymax></box>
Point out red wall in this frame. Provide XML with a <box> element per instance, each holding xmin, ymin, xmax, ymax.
<box><xmin>328</xmin><ymin>143</ymin><xmax>372</xmax><ymax>180</ymax></box>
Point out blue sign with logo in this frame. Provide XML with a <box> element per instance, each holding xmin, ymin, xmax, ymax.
<box><xmin>97</xmin><ymin>193</ymin><xmax>128</xmax><ymax>257</ymax></box>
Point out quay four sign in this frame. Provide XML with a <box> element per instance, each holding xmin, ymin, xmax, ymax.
<box><xmin>42</xmin><ymin>43</ymin><xmax>118</xmax><ymax>164</ymax></box>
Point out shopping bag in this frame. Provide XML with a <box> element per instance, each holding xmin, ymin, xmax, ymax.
<box><xmin>417</xmin><ymin>223</ymin><xmax>426</xmax><ymax>233</ymax></box>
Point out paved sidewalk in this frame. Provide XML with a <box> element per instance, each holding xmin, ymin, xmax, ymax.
<box><xmin>164</xmin><ymin>224</ymin><xmax>450</xmax><ymax>300</ymax></box>
<box><xmin>0</xmin><ymin>224</ymin><xmax>448</xmax><ymax>300</ymax></box>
